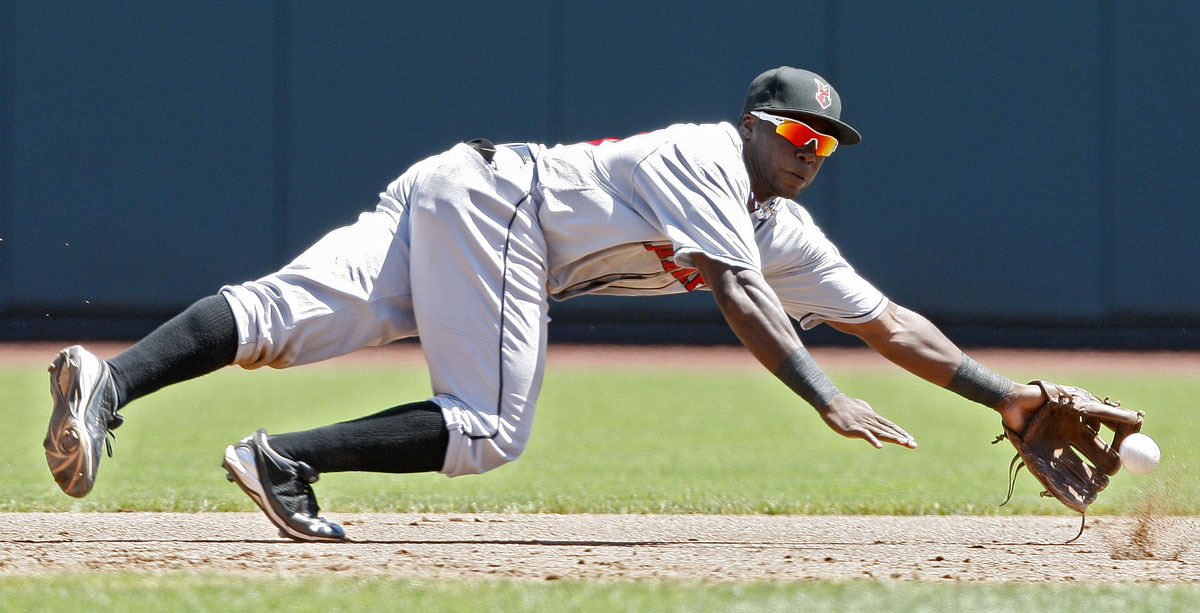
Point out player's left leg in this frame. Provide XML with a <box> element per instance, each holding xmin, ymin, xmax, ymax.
<box><xmin>221</xmin><ymin>400</ymin><xmax>450</xmax><ymax>542</ymax></box>
<box><xmin>268</xmin><ymin>401</ymin><xmax>449</xmax><ymax>474</ymax></box>
<box><xmin>222</xmin><ymin>428</ymin><xmax>348</xmax><ymax>542</ymax></box>
<box><xmin>219</xmin><ymin>143</ymin><xmax>546</xmax><ymax>540</ymax></box>
<box><xmin>224</xmin><ymin>142</ymin><xmax>544</xmax><ymax>541</ymax></box>
<box><xmin>225</xmin><ymin>143</ymin><xmax>547</xmax><ymax>536</ymax></box>
<box><xmin>404</xmin><ymin>143</ymin><xmax>549</xmax><ymax>477</ymax></box>
<box><xmin>260</xmin><ymin>143</ymin><xmax>548</xmax><ymax>480</ymax></box>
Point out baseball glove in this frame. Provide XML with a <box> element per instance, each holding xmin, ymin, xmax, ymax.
<box><xmin>996</xmin><ymin>381</ymin><xmax>1144</xmax><ymax>514</ymax></box>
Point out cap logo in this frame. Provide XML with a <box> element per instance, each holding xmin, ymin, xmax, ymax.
<box><xmin>814</xmin><ymin>78</ymin><xmax>832</xmax><ymax>109</ymax></box>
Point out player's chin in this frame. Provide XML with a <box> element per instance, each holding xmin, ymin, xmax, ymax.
<box><xmin>777</xmin><ymin>171</ymin><xmax>816</xmax><ymax>197</ymax></box>
<box><xmin>779</xmin><ymin>176</ymin><xmax>810</xmax><ymax>198</ymax></box>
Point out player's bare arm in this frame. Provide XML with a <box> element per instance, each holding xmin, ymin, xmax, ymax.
<box><xmin>690</xmin><ymin>253</ymin><xmax>799</xmax><ymax>369</ymax></box>
<box><xmin>828</xmin><ymin>303</ymin><xmax>1044</xmax><ymax>432</ymax></box>
<box><xmin>690</xmin><ymin>253</ymin><xmax>916</xmax><ymax>449</ymax></box>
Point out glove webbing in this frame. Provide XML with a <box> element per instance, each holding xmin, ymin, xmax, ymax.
<box><xmin>992</xmin><ymin>433</ymin><xmax>1087</xmax><ymax>544</ymax></box>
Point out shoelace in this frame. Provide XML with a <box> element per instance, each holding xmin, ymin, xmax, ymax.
<box><xmin>259</xmin><ymin>441</ymin><xmax>323</xmax><ymax>515</ymax></box>
<box><xmin>291</xmin><ymin>462</ymin><xmax>322</xmax><ymax>514</ymax></box>
<box><xmin>104</xmin><ymin>410</ymin><xmax>125</xmax><ymax>457</ymax></box>
<box><xmin>58</xmin><ymin>360</ymin><xmax>124</xmax><ymax>458</ymax></box>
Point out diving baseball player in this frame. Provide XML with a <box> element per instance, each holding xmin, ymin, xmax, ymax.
<box><xmin>44</xmin><ymin>67</ymin><xmax>1054</xmax><ymax>541</ymax></box>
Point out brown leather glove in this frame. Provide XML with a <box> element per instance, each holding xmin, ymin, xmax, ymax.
<box><xmin>1000</xmin><ymin>381</ymin><xmax>1144</xmax><ymax>513</ymax></box>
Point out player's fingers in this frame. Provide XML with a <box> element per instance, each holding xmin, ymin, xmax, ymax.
<box><xmin>876</xmin><ymin>429</ymin><xmax>917</xmax><ymax>449</ymax></box>
<box><xmin>873</xmin><ymin>417</ymin><xmax>917</xmax><ymax>449</ymax></box>
<box><xmin>878</xmin><ymin>429</ymin><xmax>918</xmax><ymax>449</ymax></box>
<box><xmin>889</xmin><ymin>429</ymin><xmax>918</xmax><ymax>449</ymax></box>
<box><xmin>852</xmin><ymin>428</ymin><xmax>884</xmax><ymax>449</ymax></box>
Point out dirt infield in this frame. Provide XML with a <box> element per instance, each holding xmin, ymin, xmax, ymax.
<box><xmin>1</xmin><ymin>512</ymin><xmax>1196</xmax><ymax>582</ymax></box>
<box><xmin>6</xmin><ymin>343</ymin><xmax>1198</xmax><ymax>582</ymax></box>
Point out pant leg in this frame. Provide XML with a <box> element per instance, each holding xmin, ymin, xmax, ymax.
<box><xmin>406</xmin><ymin>144</ymin><xmax>548</xmax><ymax>477</ymax></box>
<box><xmin>221</xmin><ymin>182</ymin><xmax>419</xmax><ymax>369</ymax></box>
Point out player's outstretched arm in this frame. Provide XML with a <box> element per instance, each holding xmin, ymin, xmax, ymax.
<box><xmin>828</xmin><ymin>302</ymin><xmax>1043</xmax><ymax>432</ymax></box>
<box><xmin>690</xmin><ymin>253</ymin><xmax>916</xmax><ymax>448</ymax></box>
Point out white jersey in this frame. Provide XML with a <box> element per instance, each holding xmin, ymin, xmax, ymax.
<box><xmin>533</xmin><ymin>122</ymin><xmax>886</xmax><ymax>328</ymax></box>
<box><xmin>535</xmin><ymin>123</ymin><xmax>758</xmax><ymax>298</ymax></box>
<box><xmin>221</xmin><ymin>122</ymin><xmax>887</xmax><ymax>477</ymax></box>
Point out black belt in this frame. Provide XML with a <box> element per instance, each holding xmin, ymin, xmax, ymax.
<box><xmin>467</xmin><ymin>139</ymin><xmax>534</xmax><ymax>165</ymax></box>
<box><xmin>466</xmin><ymin>138</ymin><xmax>497</xmax><ymax>164</ymax></box>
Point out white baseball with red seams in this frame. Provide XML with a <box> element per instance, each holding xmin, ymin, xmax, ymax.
<box><xmin>1119</xmin><ymin>433</ymin><xmax>1161</xmax><ymax>475</ymax></box>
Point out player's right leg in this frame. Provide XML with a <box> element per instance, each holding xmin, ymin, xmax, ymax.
<box><xmin>43</xmin><ymin>187</ymin><xmax>419</xmax><ymax>500</ymax></box>
<box><xmin>44</xmin><ymin>295</ymin><xmax>236</xmax><ymax>497</ymax></box>
<box><xmin>43</xmin><ymin>346</ymin><xmax>122</xmax><ymax>498</ymax></box>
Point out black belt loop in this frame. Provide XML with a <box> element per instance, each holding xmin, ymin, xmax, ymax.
<box><xmin>466</xmin><ymin>138</ymin><xmax>496</xmax><ymax>164</ymax></box>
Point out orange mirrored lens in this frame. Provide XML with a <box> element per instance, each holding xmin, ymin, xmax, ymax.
<box><xmin>773</xmin><ymin>121</ymin><xmax>838</xmax><ymax>156</ymax></box>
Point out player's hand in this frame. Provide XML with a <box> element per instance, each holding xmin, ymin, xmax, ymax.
<box><xmin>993</xmin><ymin>382</ymin><xmax>1047</xmax><ymax>435</ymax></box>
<box><xmin>816</xmin><ymin>395</ymin><xmax>917</xmax><ymax>449</ymax></box>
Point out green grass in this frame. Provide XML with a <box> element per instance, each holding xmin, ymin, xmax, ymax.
<box><xmin>2</xmin><ymin>574</ymin><xmax>1200</xmax><ymax>612</ymax></box>
<box><xmin>4</xmin><ymin>357</ymin><xmax>1199</xmax><ymax>610</ymax></box>
<box><xmin>3</xmin><ymin>359</ymin><xmax>1196</xmax><ymax>515</ymax></box>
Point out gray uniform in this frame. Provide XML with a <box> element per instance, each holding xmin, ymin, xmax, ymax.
<box><xmin>220</xmin><ymin>122</ymin><xmax>886</xmax><ymax>476</ymax></box>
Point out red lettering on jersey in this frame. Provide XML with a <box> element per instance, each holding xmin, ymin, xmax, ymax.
<box><xmin>643</xmin><ymin>242</ymin><xmax>707</xmax><ymax>291</ymax></box>
<box><xmin>583</xmin><ymin>133</ymin><xmax>644</xmax><ymax>146</ymax></box>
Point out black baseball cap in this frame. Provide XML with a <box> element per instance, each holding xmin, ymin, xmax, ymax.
<box><xmin>742</xmin><ymin>66</ymin><xmax>862</xmax><ymax>145</ymax></box>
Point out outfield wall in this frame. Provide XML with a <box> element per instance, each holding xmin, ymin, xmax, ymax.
<box><xmin>1</xmin><ymin>2</ymin><xmax>1197</xmax><ymax>347</ymax></box>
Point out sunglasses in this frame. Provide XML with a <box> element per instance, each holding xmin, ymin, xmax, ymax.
<box><xmin>750</xmin><ymin>110</ymin><xmax>838</xmax><ymax>157</ymax></box>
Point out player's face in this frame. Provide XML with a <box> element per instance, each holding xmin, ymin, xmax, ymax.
<box><xmin>740</xmin><ymin>112</ymin><xmax>830</xmax><ymax>202</ymax></box>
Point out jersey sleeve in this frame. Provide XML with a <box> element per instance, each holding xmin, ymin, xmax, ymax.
<box><xmin>628</xmin><ymin>136</ymin><xmax>760</xmax><ymax>273</ymax></box>
<box><xmin>761</xmin><ymin>201</ymin><xmax>889</xmax><ymax>329</ymax></box>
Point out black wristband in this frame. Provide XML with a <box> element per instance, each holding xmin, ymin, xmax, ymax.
<box><xmin>946</xmin><ymin>353</ymin><xmax>1013</xmax><ymax>408</ymax></box>
<box><xmin>773</xmin><ymin>348</ymin><xmax>841</xmax><ymax>409</ymax></box>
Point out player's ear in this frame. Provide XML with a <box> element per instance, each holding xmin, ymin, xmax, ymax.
<box><xmin>738</xmin><ymin>114</ymin><xmax>756</xmax><ymax>140</ymax></box>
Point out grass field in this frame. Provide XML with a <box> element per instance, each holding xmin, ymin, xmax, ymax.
<box><xmin>5</xmin><ymin>574</ymin><xmax>1200</xmax><ymax>612</ymax></box>
<box><xmin>4</xmin><ymin>359</ymin><xmax>1195</xmax><ymax>515</ymax></box>
<box><xmin>3</xmin><ymin>350</ymin><xmax>1198</xmax><ymax>610</ymax></box>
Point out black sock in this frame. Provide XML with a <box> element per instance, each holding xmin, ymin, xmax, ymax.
<box><xmin>107</xmin><ymin>294</ymin><xmax>238</xmax><ymax>408</ymax></box>
<box><xmin>268</xmin><ymin>401</ymin><xmax>449</xmax><ymax>474</ymax></box>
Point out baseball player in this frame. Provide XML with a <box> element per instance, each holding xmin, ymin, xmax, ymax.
<box><xmin>44</xmin><ymin>67</ymin><xmax>1051</xmax><ymax>542</ymax></box>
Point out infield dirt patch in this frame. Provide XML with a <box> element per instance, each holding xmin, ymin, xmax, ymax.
<box><xmin>1</xmin><ymin>512</ymin><xmax>1196</xmax><ymax>582</ymax></box>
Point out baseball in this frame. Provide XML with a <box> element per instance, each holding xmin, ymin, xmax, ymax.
<box><xmin>1119</xmin><ymin>433</ymin><xmax>1161</xmax><ymax>475</ymax></box>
